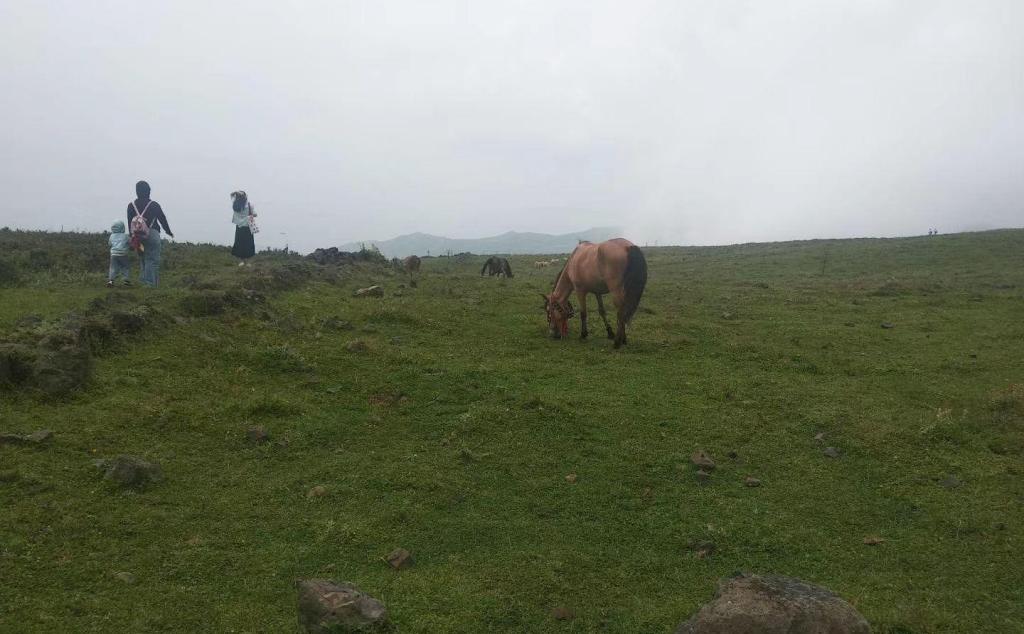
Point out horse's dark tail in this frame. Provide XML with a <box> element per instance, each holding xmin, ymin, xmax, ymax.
<box><xmin>480</xmin><ymin>259</ymin><xmax>489</xmax><ymax>276</ymax></box>
<box><xmin>503</xmin><ymin>259</ymin><xmax>513</xmax><ymax>278</ymax></box>
<box><xmin>621</xmin><ymin>246</ymin><xmax>647</xmax><ymax>324</ymax></box>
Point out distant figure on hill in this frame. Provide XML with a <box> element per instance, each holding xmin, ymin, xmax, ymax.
<box><xmin>127</xmin><ymin>180</ymin><xmax>173</xmax><ymax>287</ymax></box>
<box><xmin>480</xmin><ymin>256</ymin><xmax>513</xmax><ymax>277</ymax></box>
<box><xmin>107</xmin><ymin>220</ymin><xmax>132</xmax><ymax>287</ymax></box>
<box><xmin>230</xmin><ymin>190</ymin><xmax>258</xmax><ymax>266</ymax></box>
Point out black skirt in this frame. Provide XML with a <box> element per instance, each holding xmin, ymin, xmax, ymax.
<box><xmin>231</xmin><ymin>225</ymin><xmax>255</xmax><ymax>259</ymax></box>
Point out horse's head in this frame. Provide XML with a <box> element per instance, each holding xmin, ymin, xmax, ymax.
<box><xmin>541</xmin><ymin>293</ymin><xmax>575</xmax><ymax>339</ymax></box>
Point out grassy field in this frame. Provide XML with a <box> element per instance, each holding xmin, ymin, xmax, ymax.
<box><xmin>2</xmin><ymin>229</ymin><xmax>1023</xmax><ymax>632</ymax></box>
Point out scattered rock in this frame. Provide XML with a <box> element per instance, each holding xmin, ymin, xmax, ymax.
<box><xmin>389</xmin><ymin>337</ymin><xmax>403</xmax><ymax>345</ymax></box>
<box><xmin>744</xmin><ymin>476</ymin><xmax>761</xmax><ymax>488</ymax></box>
<box><xmin>688</xmin><ymin>541</ymin><xmax>717</xmax><ymax>559</ymax></box>
<box><xmin>823</xmin><ymin>447</ymin><xmax>841</xmax><ymax>459</ymax></box>
<box><xmin>695</xmin><ymin>469</ymin><xmax>711</xmax><ymax>484</ymax></box>
<box><xmin>813</xmin><ymin>432</ymin><xmax>826</xmax><ymax>442</ymax></box>
<box><xmin>727</xmin><ymin>451</ymin><xmax>738</xmax><ymax>460</ymax></box>
<box><xmin>863</xmin><ymin>536</ymin><xmax>885</xmax><ymax>546</ymax></box>
<box><xmin>307</xmin><ymin>485</ymin><xmax>326</xmax><ymax>498</ymax></box>
<box><xmin>353</xmin><ymin>285</ymin><xmax>384</xmax><ymax>298</ymax></box>
<box><xmin>939</xmin><ymin>474</ymin><xmax>962</xmax><ymax>489</ymax></box>
<box><xmin>691</xmin><ymin>450</ymin><xmax>716</xmax><ymax>471</ymax></box>
<box><xmin>551</xmin><ymin>606</ymin><xmax>575</xmax><ymax>621</ymax></box>
<box><xmin>385</xmin><ymin>548</ymin><xmax>413</xmax><ymax>570</ymax></box>
<box><xmin>565</xmin><ymin>473</ymin><xmax>578</xmax><ymax>484</ymax></box>
<box><xmin>113</xmin><ymin>571</ymin><xmax>137</xmax><ymax>585</ymax></box>
<box><xmin>881</xmin><ymin>322</ymin><xmax>895</xmax><ymax>329</ymax></box>
<box><xmin>95</xmin><ymin>455</ymin><xmax>163</xmax><ymax>488</ymax></box>
<box><xmin>675</xmin><ymin>573</ymin><xmax>870</xmax><ymax>634</ymax></box>
<box><xmin>246</xmin><ymin>426</ymin><xmax>270</xmax><ymax>444</ymax></box>
<box><xmin>0</xmin><ymin>429</ymin><xmax>53</xmax><ymax>445</ymax></box>
<box><xmin>345</xmin><ymin>340</ymin><xmax>369</xmax><ymax>353</ymax></box>
<box><xmin>296</xmin><ymin>579</ymin><xmax>388</xmax><ymax>633</ymax></box>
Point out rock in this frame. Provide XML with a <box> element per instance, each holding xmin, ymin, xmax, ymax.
<box><xmin>96</xmin><ymin>455</ymin><xmax>163</xmax><ymax>488</ymax></box>
<box><xmin>744</xmin><ymin>476</ymin><xmax>761</xmax><ymax>488</ymax></box>
<box><xmin>353</xmin><ymin>285</ymin><xmax>384</xmax><ymax>298</ymax></box>
<box><xmin>688</xmin><ymin>541</ymin><xmax>717</xmax><ymax>559</ymax></box>
<box><xmin>345</xmin><ymin>340</ymin><xmax>368</xmax><ymax>353</ymax></box>
<box><xmin>675</xmin><ymin>573</ymin><xmax>870</xmax><ymax>634</ymax></box>
<box><xmin>551</xmin><ymin>606</ymin><xmax>575</xmax><ymax>621</ymax></box>
<box><xmin>863</xmin><ymin>536</ymin><xmax>885</xmax><ymax>546</ymax></box>
<box><xmin>727</xmin><ymin>451</ymin><xmax>738</xmax><ymax>460</ymax></box>
<box><xmin>0</xmin><ymin>429</ymin><xmax>53</xmax><ymax>445</ymax></box>
<box><xmin>565</xmin><ymin>473</ymin><xmax>578</xmax><ymax>484</ymax></box>
<box><xmin>939</xmin><ymin>474</ymin><xmax>961</xmax><ymax>489</ymax></box>
<box><xmin>296</xmin><ymin>579</ymin><xmax>388</xmax><ymax>633</ymax></box>
<box><xmin>113</xmin><ymin>571</ymin><xmax>137</xmax><ymax>584</ymax></box>
<box><xmin>246</xmin><ymin>426</ymin><xmax>271</xmax><ymax>444</ymax></box>
<box><xmin>813</xmin><ymin>432</ymin><xmax>826</xmax><ymax>442</ymax></box>
<box><xmin>307</xmin><ymin>485</ymin><xmax>326</xmax><ymax>498</ymax></box>
<box><xmin>881</xmin><ymin>322</ymin><xmax>895</xmax><ymax>329</ymax></box>
<box><xmin>695</xmin><ymin>469</ymin><xmax>711</xmax><ymax>484</ymax></box>
<box><xmin>691</xmin><ymin>450</ymin><xmax>716</xmax><ymax>471</ymax></box>
<box><xmin>385</xmin><ymin>548</ymin><xmax>413</xmax><ymax>570</ymax></box>
<box><xmin>823</xmin><ymin>447</ymin><xmax>841</xmax><ymax>459</ymax></box>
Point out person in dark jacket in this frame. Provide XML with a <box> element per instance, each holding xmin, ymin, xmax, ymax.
<box><xmin>127</xmin><ymin>180</ymin><xmax>173</xmax><ymax>286</ymax></box>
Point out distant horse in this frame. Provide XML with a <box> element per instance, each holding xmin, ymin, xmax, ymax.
<box><xmin>403</xmin><ymin>255</ymin><xmax>421</xmax><ymax>275</ymax></box>
<box><xmin>481</xmin><ymin>256</ymin><xmax>513</xmax><ymax>278</ymax></box>
<box><xmin>534</xmin><ymin>261</ymin><xmax>551</xmax><ymax>268</ymax></box>
<box><xmin>542</xmin><ymin>238</ymin><xmax>647</xmax><ymax>348</ymax></box>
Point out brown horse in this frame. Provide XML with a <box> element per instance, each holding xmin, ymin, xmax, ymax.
<box><xmin>542</xmin><ymin>238</ymin><xmax>647</xmax><ymax>348</ymax></box>
<box><xmin>403</xmin><ymin>255</ymin><xmax>421</xmax><ymax>275</ymax></box>
<box><xmin>481</xmin><ymin>256</ymin><xmax>513</xmax><ymax>278</ymax></box>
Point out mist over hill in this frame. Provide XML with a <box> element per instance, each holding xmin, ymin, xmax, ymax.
<box><xmin>337</xmin><ymin>227</ymin><xmax>622</xmax><ymax>258</ymax></box>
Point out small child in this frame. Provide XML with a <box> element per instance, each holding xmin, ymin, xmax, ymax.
<box><xmin>107</xmin><ymin>220</ymin><xmax>132</xmax><ymax>287</ymax></box>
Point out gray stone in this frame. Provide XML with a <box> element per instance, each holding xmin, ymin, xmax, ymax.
<box><xmin>95</xmin><ymin>455</ymin><xmax>163</xmax><ymax>488</ymax></box>
<box><xmin>675</xmin><ymin>573</ymin><xmax>870</xmax><ymax>634</ymax></box>
<box><xmin>113</xmin><ymin>571</ymin><xmax>137</xmax><ymax>585</ymax></box>
<box><xmin>744</xmin><ymin>476</ymin><xmax>761</xmax><ymax>487</ymax></box>
<box><xmin>0</xmin><ymin>429</ymin><xmax>53</xmax><ymax>445</ymax></box>
<box><xmin>353</xmin><ymin>285</ymin><xmax>384</xmax><ymax>298</ymax></box>
<box><xmin>940</xmin><ymin>474</ymin><xmax>962</xmax><ymax>489</ymax></box>
<box><xmin>345</xmin><ymin>340</ymin><xmax>369</xmax><ymax>353</ymax></box>
<box><xmin>823</xmin><ymin>447</ymin><xmax>841</xmax><ymax>459</ymax></box>
<box><xmin>246</xmin><ymin>426</ymin><xmax>271</xmax><ymax>443</ymax></box>
<box><xmin>691</xmin><ymin>450</ymin><xmax>716</xmax><ymax>471</ymax></box>
<box><xmin>296</xmin><ymin>579</ymin><xmax>388</xmax><ymax>633</ymax></box>
<box><xmin>385</xmin><ymin>548</ymin><xmax>413</xmax><ymax>570</ymax></box>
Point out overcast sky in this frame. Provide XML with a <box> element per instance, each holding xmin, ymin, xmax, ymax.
<box><xmin>1</xmin><ymin>1</ymin><xmax>1021</xmax><ymax>252</ymax></box>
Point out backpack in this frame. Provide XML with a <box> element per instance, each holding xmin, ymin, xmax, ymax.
<box><xmin>130</xmin><ymin>201</ymin><xmax>154</xmax><ymax>240</ymax></box>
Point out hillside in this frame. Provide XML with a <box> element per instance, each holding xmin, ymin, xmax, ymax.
<box><xmin>1</xmin><ymin>228</ymin><xmax>1023</xmax><ymax>632</ymax></box>
<box><xmin>337</xmin><ymin>226</ymin><xmax>622</xmax><ymax>257</ymax></box>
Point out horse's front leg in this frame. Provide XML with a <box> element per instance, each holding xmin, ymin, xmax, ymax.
<box><xmin>595</xmin><ymin>294</ymin><xmax>615</xmax><ymax>340</ymax></box>
<box><xmin>576</xmin><ymin>290</ymin><xmax>589</xmax><ymax>340</ymax></box>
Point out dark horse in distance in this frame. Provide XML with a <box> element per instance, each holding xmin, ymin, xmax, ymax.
<box><xmin>480</xmin><ymin>256</ymin><xmax>513</xmax><ymax>278</ymax></box>
<box><xmin>542</xmin><ymin>238</ymin><xmax>647</xmax><ymax>348</ymax></box>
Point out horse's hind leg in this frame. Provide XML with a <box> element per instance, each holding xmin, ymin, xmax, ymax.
<box><xmin>610</xmin><ymin>287</ymin><xmax>627</xmax><ymax>348</ymax></box>
<box><xmin>577</xmin><ymin>290</ymin><xmax>589</xmax><ymax>340</ymax></box>
<box><xmin>595</xmin><ymin>294</ymin><xmax>614</xmax><ymax>340</ymax></box>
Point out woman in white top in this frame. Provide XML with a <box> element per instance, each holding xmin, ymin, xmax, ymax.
<box><xmin>230</xmin><ymin>190</ymin><xmax>257</xmax><ymax>265</ymax></box>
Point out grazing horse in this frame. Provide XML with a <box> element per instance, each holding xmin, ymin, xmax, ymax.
<box><xmin>481</xmin><ymin>256</ymin><xmax>513</xmax><ymax>278</ymax></box>
<box><xmin>403</xmin><ymin>255</ymin><xmax>421</xmax><ymax>275</ymax></box>
<box><xmin>542</xmin><ymin>238</ymin><xmax>647</xmax><ymax>348</ymax></box>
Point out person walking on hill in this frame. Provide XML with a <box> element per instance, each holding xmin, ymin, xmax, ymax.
<box><xmin>107</xmin><ymin>220</ymin><xmax>132</xmax><ymax>287</ymax></box>
<box><xmin>127</xmin><ymin>180</ymin><xmax>174</xmax><ymax>286</ymax></box>
<box><xmin>230</xmin><ymin>190</ymin><xmax>257</xmax><ymax>266</ymax></box>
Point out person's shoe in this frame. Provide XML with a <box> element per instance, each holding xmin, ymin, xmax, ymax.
<box><xmin>106</xmin><ymin>280</ymin><xmax>114</xmax><ymax>288</ymax></box>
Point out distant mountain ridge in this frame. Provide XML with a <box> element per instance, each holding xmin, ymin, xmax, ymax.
<box><xmin>338</xmin><ymin>227</ymin><xmax>622</xmax><ymax>258</ymax></box>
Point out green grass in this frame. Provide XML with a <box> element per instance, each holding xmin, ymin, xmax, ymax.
<box><xmin>2</xmin><ymin>229</ymin><xmax>1023</xmax><ymax>632</ymax></box>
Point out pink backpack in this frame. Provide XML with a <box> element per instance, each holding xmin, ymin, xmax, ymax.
<box><xmin>130</xmin><ymin>201</ymin><xmax>154</xmax><ymax>239</ymax></box>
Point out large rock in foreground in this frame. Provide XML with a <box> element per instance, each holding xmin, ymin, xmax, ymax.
<box><xmin>296</xmin><ymin>579</ymin><xmax>388</xmax><ymax>632</ymax></box>
<box><xmin>676</xmin><ymin>573</ymin><xmax>870</xmax><ymax>634</ymax></box>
